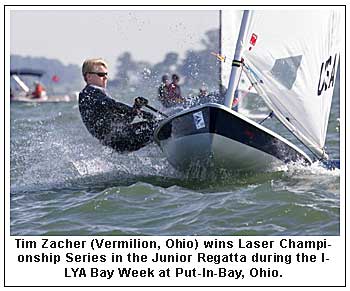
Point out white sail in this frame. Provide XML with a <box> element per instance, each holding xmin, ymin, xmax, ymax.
<box><xmin>12</xmin><ymin>75</ymin><xmax>30</xmax><ymax>92</ymax></box>
<box><xmin>220</xmin><ymin>10</ymin><xmax>243</xmax><ymax>89</ymax></box>
<box><xmin>221</xmin><ymin>9</ymin><xmax>342</xmax><ymax>158</ymax></box>
<box><xmin>240</xmin><ymin>10</ymin><xmax>342</xmax><ymax>158</ymax></box>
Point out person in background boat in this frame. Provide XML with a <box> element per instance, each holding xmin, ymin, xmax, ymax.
<box><xmin>166</xmin><ymin>74</ymin><xmax>186</xmax><ymax>107</ymax></box>
<box><xmin>157</xmin><ymin>74</ymin><xmax>170</xmax><ymax>107</ymax></box>
<box><xmin>79</xmin><ymin>58</ymin><xmax>157</xmax><ymax>152</ymax></box>
<box><xmin>32</xmin><ymin>81</ymin><xmax>47</xmax><ymax>99</ymax></box>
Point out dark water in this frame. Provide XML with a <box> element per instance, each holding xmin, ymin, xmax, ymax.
<box><xmin>10</xmin><ymin>88</ymin><xmax>340</xmax><ymax>236</ymax></box>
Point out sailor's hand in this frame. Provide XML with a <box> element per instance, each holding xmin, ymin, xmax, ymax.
<box><xmin>134</xmin><ymin>96</ymin><xmax>149</xmax><ymax>109</ymax></box>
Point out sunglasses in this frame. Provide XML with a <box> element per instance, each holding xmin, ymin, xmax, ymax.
<box><xmin>88</xmin><ymin>72</ymin><xmax>108</xmax><ymax>77</ymax></box>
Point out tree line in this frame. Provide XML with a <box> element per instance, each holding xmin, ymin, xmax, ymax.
<box><xmin>10</xmin><ymin>28</ymin><xmax>220</xmax><ymax>100</ymax></box>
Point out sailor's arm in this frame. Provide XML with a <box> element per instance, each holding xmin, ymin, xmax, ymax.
<box><xmin>138</xmin><ymin>109</ymin><xmax>156</xmax><ymax>121</ymax></box>
<box><xmin>101</xmin><ymin>97</ymin><xmax>137</xmax><ymax>122</ymax></box>
<box><xmin>106</xmin><ymin>97</ymin><xmax>155</xmax><ymax>122</ymax></box>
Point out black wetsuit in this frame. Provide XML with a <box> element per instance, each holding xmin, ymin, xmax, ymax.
<box><xmin>79</xmin><ymin>85</ymin><xmax>157</xmax><ymax>152</ymax></box>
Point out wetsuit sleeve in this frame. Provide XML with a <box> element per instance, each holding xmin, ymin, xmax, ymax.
<box><xmin>139</xmin><ymin>109</ymin><xmax>156</xmax><ymax>121</ymax></box>
<box><xmin>102</xmin><ymin>97</ymin><xmax>138</xmax><ymax>123</ymax></box>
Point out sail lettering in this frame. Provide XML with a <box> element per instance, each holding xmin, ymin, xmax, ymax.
<box><xmin>317</xmin><ymin>54</ymin><xmax>337</xmax><ymax>96</ymax></box>
<box><xmin>328</xmin><ymin>55</ymin><xmax>337</xmax><ymax>89</ymax></box>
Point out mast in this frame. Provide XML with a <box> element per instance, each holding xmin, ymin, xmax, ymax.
<box><xmin>223</xmin><ymin>10</ymin><xmax>250</xmax><ymax>108</ymax></box>
<box><xmin>219</xmin><ymin>10</ymin><xmax>223</xmax><ymax>96</ymax></box>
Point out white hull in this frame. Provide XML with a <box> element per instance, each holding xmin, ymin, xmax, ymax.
<box><xmin>154</xmin><ymin>103</ymin><xmax>312</xmax><ymax>174</ymax></box>
<box><xmin>11</xmin><ymin>94</ymin><xmax>76</xmax><ymax>103</ymax></box>
<box><xmin>159</xmin><ymin>132</ymin><xmax>283</xmax><ymax>172</ymax></box>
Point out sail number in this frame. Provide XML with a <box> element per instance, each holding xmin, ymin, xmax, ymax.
<box><xmin>317</xmin><ymin>54</ymin><xmax>337</xmax><ymax>96</ymax></box>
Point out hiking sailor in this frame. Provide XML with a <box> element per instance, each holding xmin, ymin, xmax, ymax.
<box><xmin>79</xmin><ymin>58</ymin><xmax>158</xmax><ymax>152</ymax></box>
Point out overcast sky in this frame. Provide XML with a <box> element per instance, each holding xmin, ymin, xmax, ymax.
<box><xmin>10</xmin><ymin>9</ymin><xmax>219</xmax><ymax>76</ymax></box>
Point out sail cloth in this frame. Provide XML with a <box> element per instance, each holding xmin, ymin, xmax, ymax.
<box><xmin>220</xmin><ymin>10</ymin><xmax>243</xmax><ymax>89</ymax></box>
<box><xmin>221</xmin><ymin>10</ymin><xmax>342</xmax><ymax>158</ymax></box>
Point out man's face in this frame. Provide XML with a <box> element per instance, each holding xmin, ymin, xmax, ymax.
<box><xmin>86</xmin><ymin>64</ymin><xmax>108</xmax><ymax>88</ymax></box>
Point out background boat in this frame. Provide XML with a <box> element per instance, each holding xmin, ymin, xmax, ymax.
<box><xmin>10</xmin><ymin>68</ymin><xmax>77</xmax><ymax>102</ymax></box>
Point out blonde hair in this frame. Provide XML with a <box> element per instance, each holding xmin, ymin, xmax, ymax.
<box><xmin>82</xmin><ymin>58</ymin><xmax>108</xmax><ymax>81</ymax></box>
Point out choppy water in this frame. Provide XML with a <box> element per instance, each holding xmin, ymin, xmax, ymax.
<box><xmin>10</xmin><ymin>87</ymin><xmax>340</xmax><ymax>236</ymax></box>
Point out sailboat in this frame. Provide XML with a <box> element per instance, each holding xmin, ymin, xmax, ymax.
<box><xmin>153</xmin><ymin>9</ymin><xmax>341</xmax><ymax>173</ymax></box>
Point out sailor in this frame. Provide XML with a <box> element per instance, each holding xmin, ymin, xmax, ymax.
<box><xmin>32</xmin><ymin>81</ymin><xmax>46</xmax><ymax>99</ymax></box>
<box><xmin>79</xmin><ymin>58</ymin><xmax>157</xmax><ymax>152</ymax></box>
<box><xmin>157</xmin><ymin>74</ymin><xmax>170</xmax><ymax>107</ymax></box>
<box><xmin>166</xmin><ymin>74</ymin><xmax>186</xmax><ymax>107</ymax></box>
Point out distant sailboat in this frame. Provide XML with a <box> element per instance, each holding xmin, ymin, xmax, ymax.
<box><xmin>154</xmin><ymin>9</ymin><xmax>342</xmax><ymax>173</ymax></box>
